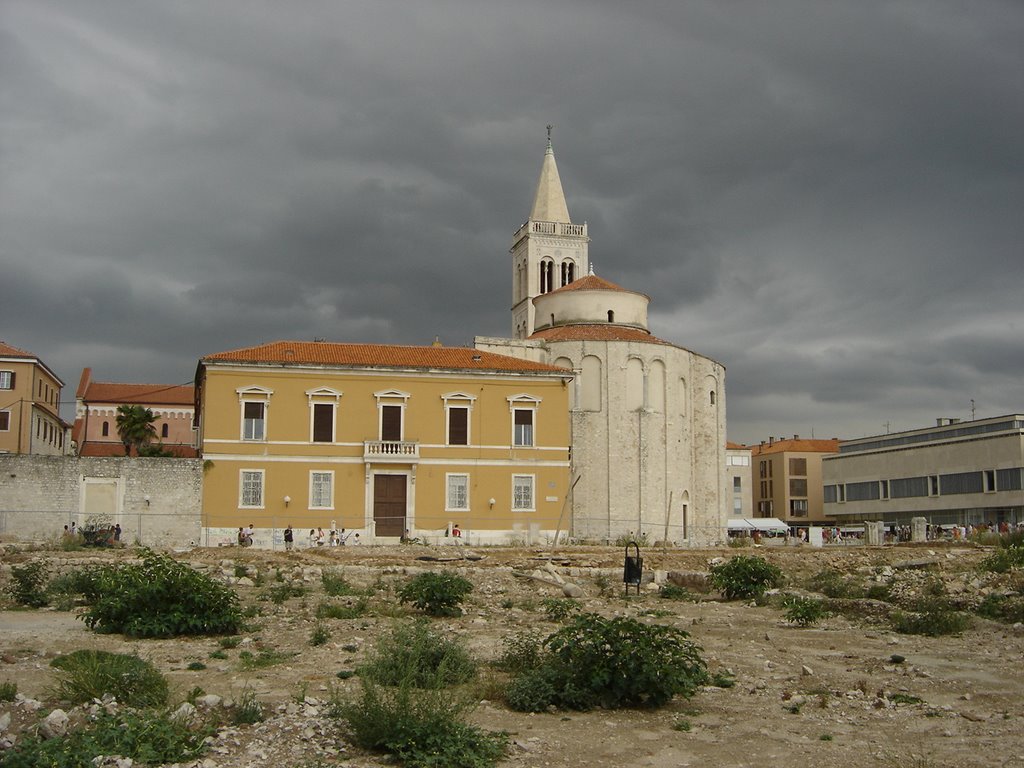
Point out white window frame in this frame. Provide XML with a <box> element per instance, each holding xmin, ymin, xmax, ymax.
<box><xmin>237</xmin><ymin>386</ymin><xmax>272</xmax><ymax>442</ymax></box>
<box><xmin>442</xmin><ymin>392</ymin><xmax>476</xmax><ymax>447</ymax></box>
<box><xmin>0</xmin><ymin>371</ymin><xmax>13</xmax><ymax>389</ymax></box>
<box><xmin>239</xmin><ymin>469</ymin><xmax>265</xmax><ymax>509</ymax></box>
<box><xmin>307</xmin><ymin>387</ymin><xmax>342</xmax><ymax>444</ymax></box>
<box><xmin>310</xmin><ymin>470</ymin><xmax>334</xmax><ymax>510</ymax></box>
<box><xmin>446</xmin><ymin>473</ymin><xmax>470</xmax><ymax>512</ymax></box>
<box><xmin>374</xmin><ymin>389</ymin><xmax>410</xmax><ymax>441</ymax></box>
<box><xmin>508</xmin><ymin>394</ymin><xmax>541</xmax><ymax>448</ymax></box>
<box><xmin>512</xmin><ymin>474</ymin><xmax>535</xmax><ymax>512</ymax></box>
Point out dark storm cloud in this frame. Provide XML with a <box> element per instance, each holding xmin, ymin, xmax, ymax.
<box><xmin>1</xmin><ymin>0</ymin><xmax>1021</xmax><ymax>441</ymax></box>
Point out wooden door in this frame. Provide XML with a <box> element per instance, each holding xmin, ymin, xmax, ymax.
<box><xmin>373</xmin><ymin>474</ymin><xmax>406</xmax><ymax>537</ymax></box>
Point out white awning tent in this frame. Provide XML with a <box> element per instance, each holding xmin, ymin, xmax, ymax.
<box><xmin>727</xmin><ymin>517</ymin><xmax>791</xmax><ymax>532</ymax></box>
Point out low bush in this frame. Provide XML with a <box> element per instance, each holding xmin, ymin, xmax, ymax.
<box><xmin>0</xmin><ymin>681</ymin><xmax>16</xmax><ymax>701</ymax></box>
<box><xmin>709</xmin><ymin>556</ymin><xmax>783</xmax><ymax>600</ymax></box>
<box><xmin>79</xmin><ymin>549</ymin><xmax>242</xmax><ymax>637</ymax></box>
<box><xmin>49</xmin><ymin>650</ymin><xmax>168</xmax><ymax>707</ymax></box>
<box><xmin>7</xmin><ymin>561</ymin><xmax>50</xmax><ymax>608</ymax></box>
<box><xmin>979</xmin><ymin>547</ymin><xmax>1024</xmax><ymax>574</ymax></box>
<box><xmin>336</xmin><ymin>680</ymin><xmax>507</xmax><ymax>768</ymax></box>
<box><xmin>496</xmin><ymin>630</ymin><xmax>544</xmax><ymax>674</ymax></box>
<box><xmin>891</xmin><ymin>603</ymin><xmax>972</xmax><ymax>636</ymax></box>
<box><xmin>265</xmin><ymin>583</ymin><xmax>306</xmax><ymax>604</ymax></box>
<box><xmin>808</xmin><ymin>568</ymin><xmax>865</xmax><ymax>599</ymax></box>
<box><xmin>233</xmin><ymin>686</ymin><xmax>265</xmax><ymax>725</ymax></box>
<box><xmin>238</xmin><ymin>649</ymin><xmax>296</xmax><ymax>669</ymax></box>
<box><xmin>975</xmin><ymin>593</ymin><xmax>1024</xmax><ymax>624</ymax></box>
<box><xmin>1</xmin><ymin>709</ymin><xmax>206</xmax><ymax>768</ymax></box>
<box><xmin>322</xmin><ymin>570</ymin><xmax>357</xmax><ymax>596</ymax></box>
<box><xmin>360</xmin><ymin>619</ymin><xmax>476</xmax><ymax>689</ymax></box>
<box><xmin>658</xmin><ymin>583</ymin><xmax>696</xmax><ymax>601</ymax></box>
<box><xmin>398</xmin><ymin>572</ymin><xmax>473</xmax><ymax>617</ymax></box>
<box><xmin>316</xmin><ymin>597</ymin><xmax>369</xmax><ymax>620</ymax></box>
<box><xmin>309</xmin><ymin>620</ymin><xmax>331</xmax><ymax>646</ymax></box>
<box><xmin>540</xmin><ymin>597</ymin><xmax>581</xmax><ymax>622</ymax></box>
<box><xmin>783</xmin><ymin>596</ymin><xmax>829</xmax><ymax>627</ymax></box>
<box><xmin>505</xmin><ymin>613</ymin><xmax>707</xmax><ymax>712</ymax></box>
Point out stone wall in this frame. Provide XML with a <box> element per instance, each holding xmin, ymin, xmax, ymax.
<box><xmin>0</xmin><ymin>455</ymin><xmax>202</xmax><ymax>547</ymax></box>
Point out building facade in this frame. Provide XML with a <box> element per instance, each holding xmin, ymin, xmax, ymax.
<box><xmin>0</xmin><ymin>341</ymin><xmax>68</xmax><ymax>456</ymax></box>
<box><xmin>196</xmin><ymin>341</ymin><xmax>572</xmax><ymax>546</ymax></box>
<box><xmin>822</xmin><ymin>416</ymin><xmax>1024</xmax><ymax>527</ymax></box>
<box><xmin>726</xmin><ymin>442</ymin><xmax>753</xmax><ymax>519</ymax></box>
<box><xmin>477</xmin><ymin>138</ymin><xmax>728</xmax><ymax>545</ymax></box>
<box><xmin>749</xmin><ymin>437</ymin><xmax>840</xmax><ymax>527</ymax></box>
<box><xmin>73</xmin><ymin>368</ymin><xmax>197</xmax><ymax>457</ymax></box>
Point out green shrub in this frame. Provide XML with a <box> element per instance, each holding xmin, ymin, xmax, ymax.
<box><xmin>975</xmin><ymin>593</ymin><xmax>1024</xmax><ymax>624</ymax></box>
<box><xmin>709</xmin><ymin>556</ymin><xmax>783</xmax><ymax>600</ymax></box>
<box><xmin>316</xmin><ymin>597</ymin><xmax>368</xmax><ymax>620</ymax></box>
<box><xmin>614</xmin><ymin>532</ymin><xmax>650</xmax><ymax>547</ymax></box>
<box><xmin>808</xmin><ymin>568</ymin><xmax>864</xmax><ymax>599</ymax></box>
<box><xmin>866</xmin><ymin>583</ymin><xmax>893</xmax><ymax>602</ymax></box>
<box><xmin>335</xmin><ymin>679</ymin><xmax>506</xmax><ymax>768</ymax></box>
<box><xmin>219</xmin><ymin>636</ymin><xmax>242</xmax><ymax>649</ymax></box>
<box><xmin>891</xmin><ymin>604</ymin><xmax>972</xmax><ymax>636</ymax></box>
<box><xmin>7</xmin><ymin>561</ymin><xmax>50</xmax><ymax>607</ymax></box>
<box><xmin>505</xmin><ymin>613</ymin><xmax>707</xmax><ymax>711</ymax></box>
<box><xmin>49</xmin><ymin>650</ymin><xmax>168</xmax><ymax>707</ymax></box>
<box><xmin>238</xmin><ymin>649</ymin><xmax>296</xmax><ymax>669</ymax></box>
<box><xmin>497</xmin><ymin>630</ymin><xmax>544</xmax><ymax>674</ymax></box>
<box><xmin>0</xmin><ymin>681</ymin><xmax>16</xmax><ymax>701</ymax></box>
<box><xmin>310</xmin><ymin>620</ymin><xmax>331</xmax><ymax>646</ymax></box>
<box><xmin>266</xmin><ymin>582</ymin><xmax>306</xmax><ymax>604</ymax></box>
<box><xmin>360</xmin><ymin>620</ymin><xmax>476</xmax><ymax>689</ymax></box>
<box><xmin>322</xmin><ymin>570</ymin><xmax>356</xmax><ymax>596</ymax></box>
<box><xmin>233</xmin><ymin>686</ymin><xmax>265</xmax><ymax>725</ymax></box>
<box><xmin>980</xmin><ymin>547</ymin><xmax>1024</xmax><ymax>573</ymax></box>
<box><xmin>540</xmin><ymin>597</ymin><xmax>581</xmax><ymax>622</ymax></box>
<box><xmin>783</xmin><ymin>596</ymin><xmax>829</xmax><ymax>626</ymax></box>
<box><xmin>79</xmin><ymin>548</ymin><xmax>242</xmax><ymax>637</ymax></box>
<box><xmin>658</xmin><ymin>583</ymin><xmax>695</xmax><ymax>600</ymax></box>
<box><xmin>0</xmin><ymin>709</ymin><xmax>206</xmax><ymax>767</ymax></box>
<box><xmin>398</xmin><ymin>572</ymin><xmax>473</xmax><ymax>617</ymax></box>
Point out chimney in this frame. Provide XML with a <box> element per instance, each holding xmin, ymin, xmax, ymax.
<box><xmin>431</xmin><ymin>336</ymin><xmax>443</xmax><ymax>347</ymax></box>
<box><xmin>793</xmin><ymin>434</ymin><xmax>799</xmax><ymax>440</ymax></box>
<box><xmin>768</xmin><ymin>436</ymin><xmax>774</xmax><ymax>446</ymax></box>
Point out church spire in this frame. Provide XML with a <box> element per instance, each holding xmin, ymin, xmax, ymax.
<box><xmin>529</xmin><ymin>125</ymin><xmax>572</xmax><ymax>223</ymax></box>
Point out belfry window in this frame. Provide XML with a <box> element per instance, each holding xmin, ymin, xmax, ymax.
<box><xmin>607</xmin><ymin>310</ymin><xmax>614</xmax><ymax>323</ymax></box>
<box><xmin>561</xmin><ymin>261</ymin><xmax>575</xmax><ymax>286</ymax></box>
<box><xmin>540</xmin><ymin>260</ymin><xmax>554</xmax><ymax>294</ymax></box>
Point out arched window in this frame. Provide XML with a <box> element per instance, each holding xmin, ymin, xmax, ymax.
<box><xmin>102</xmin><ymin>421</ymin><xmax>109</xmax><ymax>437</ymax></box>
<box><xmin>550</xmin><ymin>313</ymin><xmax>555</xmax><ymax>328</ymax></box>
<box><xmin>710</xmin><ymin>390</ymin><xmax>716</xmax><ymax>406</ymax></box>
<box><xmin>607</xmin><ymin>310</ymin><xmax>614</xmax><ymax>323</ymax></box>
<box><xmin>161</xmin><ymin>423</ymin><xmax>169</xmax><ymax>438</ymax></box>
<box><xmin>561</xmin><ymin>261</ymin><xmax>575</xmax><ymax>286</ymax></box>
<box><xmin>540</xmin><ymin>260</ymin><xmax>554</xmax><ymax>294</ymax></box>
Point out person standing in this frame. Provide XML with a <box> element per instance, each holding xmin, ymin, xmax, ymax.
<box><xmin>114</xmin><ymin>524</ymin><xmax>121</xmax><ymax>542</ymax></box>
<box><xmin>284</xmin><ymin>525</ymin><xmax>294</xmax><ymax>551</ymax></box>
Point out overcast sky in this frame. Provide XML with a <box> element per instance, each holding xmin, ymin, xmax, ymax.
<box><xmin>2</xmin><ymin>1</ymin><xmax>1022</xmax><ymax>444</ymax></box>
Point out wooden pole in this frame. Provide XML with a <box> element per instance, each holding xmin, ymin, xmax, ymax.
<box><xmin>551</xmin><ymin>474</ymin><xmax>582</xmax><ymax>550</ymax></box>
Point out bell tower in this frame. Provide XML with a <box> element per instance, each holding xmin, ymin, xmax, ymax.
<box><xmin>510</xmin><ymin>127</ymin><xmax>589</xmax><ymax>338</ymax></box>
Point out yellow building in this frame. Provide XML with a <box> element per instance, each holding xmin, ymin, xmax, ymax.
<box><xmin>196</xmin><ymin>340</ymin><xmax>573</xmax><ymax>546</ymax></box>
<box><xmin>0</xmin><ymin>341</ymin><xmax>68</xmax><ymax>456</ymax></box>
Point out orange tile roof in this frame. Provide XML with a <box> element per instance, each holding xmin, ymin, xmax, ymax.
<box><xmin>726</xmin><ymin>441</ymin><xmax>748</xmax><ymax>450</ymax></box>
<box><xmin>81</xmin><ymin>382</ymin><xmax>195</xmax><ymax>406</ymax></box>
<box><xmin>202</xmin><ymin>341</ymin><xmax>572</xmax><ymax>374</ymax></box>
<box><xmin>546</xmin><ymin>274</ymin><xmax>642</xmax><ymax>296</ymax></box>
<box><xmin>749</xmin><ymin>438</ymin><xmax>841</xmax><ymax>456</ymax></box>
<box><xmin>0</xmin><ymin>341</ymin><xmax>35</xmax><ymax>358</ymax></box>
<box><xmin>528</xmin><ymin>324</ymin><xmax>674</xmax><ymax>345</ymax></box>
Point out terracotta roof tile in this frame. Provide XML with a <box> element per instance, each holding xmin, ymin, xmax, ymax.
<box><xmin>546</xmin><ymin>274</ymin><xmax>637</xmax><ymax>295</ymax></box>
<box><xmin>202</xmin><ymin>341</ymin><xmax>572</xmax><ymax>374</ymax></box>
<box><xmin>749</xmin><ymin>439</ymin><xmax>841</xmax><ymax>456</ymax></box>
<box><xmin>82</xmin><ymin>382</ymin><xmax>195</xmax><ymax>406</ymax></box>
<box><xmin>0</xmin><ymin>341</ymin><xmax>36</xmax><ymax>358</ymax></box>
<box><xmin>528</xmin><ymin>324</ymin><xmax>674</xmax><ymax>345</ymax></box>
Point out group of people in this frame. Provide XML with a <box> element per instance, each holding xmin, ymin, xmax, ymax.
<box><xmin>62</xmin><ymin>521</ymin><xmax>122</xmax><ymax>546</ymax></box>
<box><xmin>308</xmin><ymin>526</ymin><xmax>358</xmax><ymax>547</ymax></box>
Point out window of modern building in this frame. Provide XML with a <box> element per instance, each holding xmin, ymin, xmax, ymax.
<box><xmin>242</xmin><ymin>402</ymin><xmax>266</xmax><ymax>441</ymax></box>
<box><xmin>880</xmin><ymin>480</ymin><xmax>889</xmax><ymax>499</ymax></box>
<box><xmin>759</xmin><ymin>460</ymin><xmax>767</xmax><ymax>479</ymax></box>
<box><xmin>240</xmin><ymin>470</ymin><xmax>264</xmax><ymax>508</ymax></box>
<box><xmin>984</xmin><ymin>470</ymin><xmax>996</xmax><ymax>493</ymax></box>
<box><xmin>929</xmin><ymin>475</ymin><xmax>940</xmax><ymax>496</ymax></box>
<box><xmin>512</xmin><ymin>474</ymin><xmax>535</xmax><ymax>511</ymax></box>
<box><xmin>446</xmin><ymin>473</ymin><xmax>469</xmax><ymax>511</ymax></box>
<box><xmin>837</xmin><ymin>484</ymin><xmax>845</xmax><ymax>502</ymax></box>
<box><xmin>733</xmin><ymin>476</ymin><xmax>742</xmax><ymax>491</ymax></box>
<box><xmin>790</xmin><ymin>499</ymin><xmax>808</xmax><ymax>516</ymax></box>
<box><xmin>789</xmin><ymin>457</ymin><xmax>807</xmax><ymax>475</ymax></box>
<box><xmin>310</xmin><ymin>471</ymin><xmax>333</xmax><ymax>509</ymax></box>
<box><xmin>790</xmin><ymin>478</ymin><xmax>808</xmax><ymax>496</ymax></box>
<box><xmin>823</xmin><ymin>485</ymin><xmax>837</xmax><ymax>503</ymax></box>
<box><xmin>0</xmin><ymin>371</ymin><xmax>14</xmax><ymax>389</ymax></box>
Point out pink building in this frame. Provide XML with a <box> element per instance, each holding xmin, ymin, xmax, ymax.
<box><xmin>73</xmin><ymin>368</ymin><xmax>197</xmax><ymax>457</ymax></box>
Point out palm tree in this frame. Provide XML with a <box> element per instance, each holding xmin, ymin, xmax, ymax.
<box><xmin>116</xmin><ymin>405</ymin><xmax>157</xmax><ymax>456</ymax></box>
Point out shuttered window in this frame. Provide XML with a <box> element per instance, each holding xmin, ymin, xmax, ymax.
<box><xmin>448</xmin><ymin>407</ymin><xmax>468</xmax><ymax>446</ymax></box>
<box><xmin>312</xmin><ymin>403</ymin><xmax>334</xmax><ymax>442</ymax></box>
<box><xmin>381</xmin><ymin>405</ymin><xmax>402</xmax><ymax>441</ymax></box>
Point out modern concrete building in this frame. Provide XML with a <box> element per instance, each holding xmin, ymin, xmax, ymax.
<box><xmin>726</xmin><ymin>442</ymin><xmax>753</xmax><ymax>519</ymax></box>
<box><xmin>476</xmin><ymin>136</ymin><xmax>728</xmax><ymax>544</ymax></box>
<box><xmin>0</xmin><ymin>341</ymin><xmax>68</xmax><ymax>456</ymax></box>
<box><xmin>195</xmin><ymin>340</ymin><xmax>572</xmax><ymax>546</ymax></box>
<box><xmin>822</xmin><ymin>416</ymin><xmax>1024</xmax><ymax>527</ymax></box>
<box><xmin>73</xmin><ymin>368</ymin><xmax>198</xmax><ymax>457</ymax></box>
<box><xmin>749</xmin><ymin>437</ymin><xmax>840</xmax><ymax>528</ymax></box>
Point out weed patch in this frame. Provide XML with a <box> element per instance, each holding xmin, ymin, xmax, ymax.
<box><xmin>398</xmin><ymin>571</ymin><xmax>473</xmax><ymax>617</ymax></box>
<box><xmin>316</xmin><ymin>597</ymin><xmax>369</xmax><ymax>620</ymax></box>
<box><xmin>7</xmin><ymin>561</ymin><xmax>50</xmax><ymax>607</ymax></box>
<box><xmin>322</xmin><ymin>570</ymin><xmax>357</xmax><ymax>596</ymax></box>
<box><xmin>360</xmin><ymin>619</ymin><xmax>476</xmax><ymax>689</ymax></box>
<box><xmin>783</xmin><ymin>595</ymin><xmax>829</xmax><ymax>626</ymax></box>
<box><xmin>709</xmin><ymin>556</ymin><xmax>783</xmax><ymax>600</ymax></box>
<box><xmin>540</xmin><ymin>597</ymin><xmax>581</xmax><ymax>621</ymax></box>
<box><xmin>49</xmin><ymin>650</ymin><xmax>168</xmax><ymax>707</ymax></box>
<box><xmin>238</xmin><ymin>649</ymin><xmax>297</xmax><ymax>669</ymax></box>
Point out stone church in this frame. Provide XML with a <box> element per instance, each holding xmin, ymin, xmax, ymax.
<box><xmin>477</xmin><ymin>136</ymin><xmax>728</xmax><ymax>545</ymax></box>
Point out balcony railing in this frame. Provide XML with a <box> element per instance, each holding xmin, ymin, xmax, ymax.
<box><xmin>364</xmin><ymin>440</ymin><xmax>419</xmax><ymax>461</ymax></box>
<box><xmin>513</xmin><ymin>219</ymin><xmax>588</xmax><ymax>241</ymax></box>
